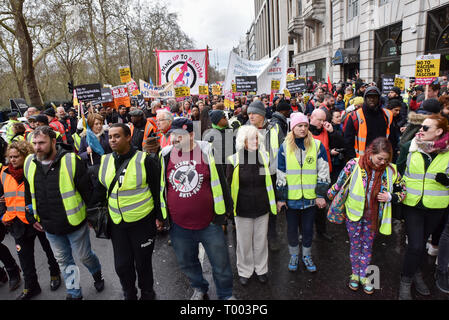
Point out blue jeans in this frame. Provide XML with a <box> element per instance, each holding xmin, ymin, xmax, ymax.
<box><xmin>169</xmin><ymin>222</ymin><xmax>233</xmax><ymax>300</ymax></box>
<box><xmin>286</xmin><ymin>206</ymin><xmax>316</xmax><ymax>249</ymax></box>
<box><xmin>45</xmin><ymin>223</ymin><xmax>101</xmax><ymax>298</ymax></box>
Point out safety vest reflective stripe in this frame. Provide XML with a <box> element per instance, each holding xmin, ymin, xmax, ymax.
<box><xmin>99</xmin><ymin>151</ymin><xmax>154</xmax><ymax>224</ymax></box>
<box><xmin>285</xmin><ymin>139</ymin><xmax>319</xmax><ymax>200</ymax></box>
<box><xmin>23</xmin><ymin>153</ymin><xmax>86</xmax><ymax>225</ymax></box>
<box><xmin>228</xmin><ymin>151</ymin><xmax>277</xmax><ymax>216</ymax></box>
<box><xmin>72</xmin><ymin>133</ymin><xmax>81</xmax><ymax>152</ymax></box>
<box><xmin>0</xmin><ymin>169</ymin><xmax>27</xmax><ymax>224</ymax></box>
<box><xmin>142</xmin><ymin>119</ymin><xmax>157</xmax><ymax>147</ymax></box>
<box><xmin>403</xmin><ymin>150</ymin><xmax>449</xmax><ymax>208</ymax></box>
<box><xmin>354</xmin><ymin>108</ymin><xmax>393</xmax><ymax>157</ymax></box>
<box><xmin>345</xmin><ymin>160</ymin><xmax>396</xmax><ymax>235</ymax></box>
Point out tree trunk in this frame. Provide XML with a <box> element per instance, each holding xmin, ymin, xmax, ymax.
<box><xmin>9</xmin><ymin>0</ymin><xmax>43</xmax><ymax>107</ymax></box>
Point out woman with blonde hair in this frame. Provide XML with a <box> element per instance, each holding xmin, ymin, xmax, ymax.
<box><xmin>226</xmin><ymin>125</ymin><xmax>277</xmax><ymax>285</ymax></box>
<box><xmin>277</xmin><ymin>113</ymin><xmax>330</xmax><ymax>273</ymax></box>
<box><xmin>1</xmin><ymin>140</ymin><xmax>61</xmax><ymax>299</ymax></box>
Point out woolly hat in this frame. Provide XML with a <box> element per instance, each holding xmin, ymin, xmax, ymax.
<box><xmin>209</xmin><ymin>110</ymin><xmax>225</xmax><ymax>125</ymax></box>
<box><xmin>420</xmin><ymin>98</ymin><xmax>441</xmax><ymax>115</ymax></box>
<box><xmin>247</xmin><ymin>100</ymin><xmax>266</xmax><ymax>117</ymax></box>
<box><xmin>290</xmin><ymin>112</ymin><xmax>309</xmax><ymax>130</ymax></box>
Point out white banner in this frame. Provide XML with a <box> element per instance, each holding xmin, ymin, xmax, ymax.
<box><xmin>140</xmin><ymin>80</ymin><xmax>175</xmax><ymax>99</ymax></box>
<box><xmin>224</xmin><ymin>45</ymin><xmax>288</xmax><ymax>95</ymax></box>
<box><xmin>156</xmin><ymin>49</ymin><xmax>208</xmax><ymax>95</ymax></box>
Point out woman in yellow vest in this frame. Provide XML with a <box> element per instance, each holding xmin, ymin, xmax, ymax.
<box><xmin>328</xmin><ymin>137</ymin><xmax>405</xmax><ymax>295</ymax></box>
<box><xmin>226</xmin><ymin>125</ymin><xmax>277</xmax><ymax>286</ymax></box>
<box><xmin>276</xmin><ymin>112</ymin><xmax>331</xmax><ymax>273</ymax></box>
<box><xmin>0</xmin><ymin>141</ymin><xmax>61</xmax><ymax>300</ymax></box>
<box><xmin>10</xmin><ymin>122</ymin><xmax>26</xmax><ymax>143</ymax></box>
<box><xmin>397</xmin><ymin>114</ymin><xmax>449</xmax><ymax>300</ymax></box>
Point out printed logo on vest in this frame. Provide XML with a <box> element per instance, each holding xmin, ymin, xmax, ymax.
<box><xmin>306</xmin><ymin>156</ymin><xmax>315</xmax><ymax>165</ymax></box>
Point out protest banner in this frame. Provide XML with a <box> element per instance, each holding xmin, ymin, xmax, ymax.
<box><xmin>381</xmin><ymin>75</ymin><xmax>395</xmax><ymax>95</ymax></box>
<box><xmin>287</xmin><ymin>73</ymin><xmax>295</xmax><ymax>82</ymax></box>
<box><xmin>235</xmin><ymin>76</ymin><xmax>258</xmax><ymax>92</ymax></box>
<box><xmin>90</xmin><ymin>88</ymin><xmax>113</xmax><ymax>105</ymax></box>
<box><xmin>283</xmin><ymin>89</ymin><xmax>291</xmax><ymax>99</ymax></box>
<box><xmin>415</xmin><ymin>54</ymin><xmax>441</xmax><ymax>85</ymax></box>
<box><xmin>224</xmin><ymin>45</ymin><xmax>288</xmax><ymax>95</ymax></box>
<box><xmin>119</xmin><ymin>66</ymin><xmax>132</xmax><ymax>83</ymax></box>
<box><xmin>139</xmin><ymin>80</ymin><xmax>175</xmax><ymax>99</ymax></box>
<box><xmin>127</xmin><ymin>79</ymin><xmax>140</xmax><ymax>96</ymax></box>
<box><xmin>75</xmin><ymin>83</ymin><xmax>102</xmax><ymax>102</ymax></box>
<box><xmin>156</xmin><ymin>49</ymin><xmax>208</xmax><ymax>95</ymax></box>
<box><xmin>112</xmin><ymin>85</ymin><xmax>131</xmax><ymax>109</ymax></box>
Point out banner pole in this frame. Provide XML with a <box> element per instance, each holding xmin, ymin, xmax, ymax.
<box><xmin>155</xmin><ymin>49</ymin><xmax>159</xmax><ymax>86</ymax></box>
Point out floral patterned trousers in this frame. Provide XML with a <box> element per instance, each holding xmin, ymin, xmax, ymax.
<box><xmin>346</xmin><ymin>217</ymin><xmax>375</xmax><ymax>278</ymax></box>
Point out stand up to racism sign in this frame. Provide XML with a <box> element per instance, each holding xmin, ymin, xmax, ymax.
<box><xmin>156</xmin><ymin>49</ymin><xmax>208</xmax><ymax>95</ymax></box>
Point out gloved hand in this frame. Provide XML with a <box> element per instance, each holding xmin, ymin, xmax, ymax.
<box><xmin>435</xmin><ymin>173</ymin><xmax>449</xmax><ymax>186</ymax></box>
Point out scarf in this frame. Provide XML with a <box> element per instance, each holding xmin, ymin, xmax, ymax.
<box><xmin>416</xmin><ymin>133</ymin><xmax>449</xmax><ymax>154</ymax></box>
<box><xmin>8</xmin><ymin>164</ymin><xmax>24</xmax><ymax>183</ymax></box>
<box><xmin>358</xmin><ymin>154</ymin><xmax>389</xmax><ymax>232</ymax></box>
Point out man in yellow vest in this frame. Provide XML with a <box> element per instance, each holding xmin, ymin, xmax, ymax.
<box><xmin>93</xmin><ymin>123</ymin><xmax>162</xmax><ymax>300</ymax></box>
<box><xmin>23</xmin><ymin>126</ymin><xmax>104</xmax><ymax>300</ymax></box>
<box><xmin>159</xmin><ymin>118</ymin><xmax>235</xmax><ymax>300</ymax></box>
<box><xmin>5</xmin><ymin>111</ymin><xmax>21</xmax><ymax>143</ymax></box>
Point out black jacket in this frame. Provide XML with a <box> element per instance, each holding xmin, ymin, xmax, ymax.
<box><xmin>270</xmin><ymin>112</ymin><xmax>289</xmax><ymax>137</ymax></box>
<box><xmin>25</xmin><ymin>146</ymin><xmax>93</xmax><ymax>235</ymax></box>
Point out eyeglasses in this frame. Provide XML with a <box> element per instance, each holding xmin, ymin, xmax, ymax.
<box><xmin>421</xmin><ymin>125</ymin><xmax>433</xmax><ymax>132</ymax></box>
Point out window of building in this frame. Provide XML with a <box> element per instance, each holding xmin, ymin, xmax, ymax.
<box><xmin>298</xmin><ymin>0</ymin><xmax>302</xmax><ymax>15</ymax></box>
<box><xmin>374</xmin><ymin>22</ymin><xmax>402</xmax><ymax>86</ymax></box>
<box><xmin>299</xmin><ymin>58</ymin><xmax>326</xmax><ymax>81</ymax></box>
<box><xmin>347</xmin><ymin>0</ymin><xmax>359</xmax><ymax>21</ymax></box>
<box><xmin>379</xmin><ymin>0</ymin><xmax>389</xmax><ymax>6</ymax></box>
<box><xmin>426</xmin><ymin>3</ymin><xmax>449</xmax><ymax>76</ymax></box>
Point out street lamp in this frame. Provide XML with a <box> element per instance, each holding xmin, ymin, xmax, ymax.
<box><xmin>124</xmin><ymin>25</ymin><xmax>133</xmax><ymax>78</ymax></box>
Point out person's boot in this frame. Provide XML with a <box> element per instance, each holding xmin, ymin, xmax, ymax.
<box><xmin>123</xmin><ymin>288</ymin><xmax>138</xmax><ymax>300</ymax></box>
<box><xmin>5</xmin><ymin>264</ymin><xmax>21</xmax><ymax>291</ymax></box>
<box><xmin>0</xmin><ymin>267</ymin><xmax>7</xmax><ymax>285</ymax></box>
<box><xmin>92</xmin><ymin>270</ymin><xmax>104</xmax><ymax>292</ymax></box>
<box><xmin>435</xmin><ymin>269</ymin><xmax>449</xmax><ymax>294</ymax></box>
<box><xmin>413</xmin><ymin>271</ymin><xmax>430</xmax><ymax>296</ymax></box>
<box><xmin>50</xmin><ymin>274</ymin><xmax>61</xmax><ymax>291</ymax></box>
<box><xmin>398</xmin><ymin>275</ymin><xmax>413</xmax><ymax>300</ymax></box>
<box><xmin>16</xmin><ymin>283</ymin><xmax>41</xmax><ymax>300</ymax></box>
<box><xmin>140</xmin><ymin>289</ymin><xmax>156</xmax><ymax>300</ymax></box>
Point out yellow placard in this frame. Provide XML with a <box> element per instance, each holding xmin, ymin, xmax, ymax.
<box><xmin>394</xmin><ymin>77</ymin><xmax>406</xmax><ymax>91</ymax></box>
<box><xmin>415</xmin><ymin>55</ymin><xmax>440</xmax><ymax>78</ymax></box>
<box><xmin>232</xmin><ymin>83</ymin><xmax>237</xmax><ymax>93</ymax></box>
<box><xmin>119</xmin><ymin>66</ymin><xmax>131</xmax><ymax>83</ymax></box>
<box><xmin>198</xmin><ymin>85</ymin><xmax>209</xmax><ymax>96</ymax></box>
<box><xmin>287</xmin><ymin>74</ymin><xmax>295</xmax><ymax>82</ymax></box>
<box><xmin>271</xmin><ymin>80</ymin><xmax>280</xmax><ymax>91</ymax></box>
<box><xmin>283</xmin><ymin>89</ymin><xmax>291</xmax><ymax>98</ymax></box>
<box><xmin>212</xmin><ymin>84</ymin><xmax>221</xmax><ymax>96</ymax></box>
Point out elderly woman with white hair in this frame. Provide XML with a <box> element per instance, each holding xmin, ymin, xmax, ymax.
<box><xmin>226</xmin><ymin>125</ymin><xmax>277</xmax><ymax>286</ymax></box>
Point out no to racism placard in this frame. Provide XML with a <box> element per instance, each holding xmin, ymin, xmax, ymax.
<box><xmin>415</xmin><ymin>54</ymin><xmax>440</xmax><ymax>85</ymax></box>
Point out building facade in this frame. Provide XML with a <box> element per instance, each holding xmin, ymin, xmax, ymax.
<box><xmin>246</xmin><ymin>0</ymin><xmax>449</xmax><ymax>85</ymax></box>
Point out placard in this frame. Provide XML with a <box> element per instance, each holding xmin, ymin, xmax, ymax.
<box><xmin>235</xmin><ymin>76</ymin><xmax>257</xmax><ymax>92</ymax></box>
<box><xmin>394</xmin><ymin>75</ymin><xmax>406</xmax><ymax>92</ymax></box>
<box><xmin>286</xmin><ymin>79</ymin><xmax>306</xmax><ymax>94</ymax></box>
<box><xmin>75</xmin><ymin>83</ymin><xmax>102</xmax><ymax>102</ymax></box>
<box><xmin>381</xmin><ymin>75</ymin><xmax>395</xmax><ymax>95</ymax></box>
<box><xmin>415</xmin><ymin>54</ymin><xmax>441</xmax><ymax>84</ymax></box>
<box><xmin>119</xmin><ymin>66</ymin><xmax>131</xmax><ymax>83</ymax></box>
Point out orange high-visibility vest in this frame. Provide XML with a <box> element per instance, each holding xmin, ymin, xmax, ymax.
<box><xmin>142</xmin><ymin>118</ymin><xmax>158</xmax><ymax>148</ymax></box>
<box><xmin>49</xmin><ymin>119</ymin><xmax>67</xmax><ymax>143</ymax></box>
<box><xmin>0</xmin><ymin>168</ymin><xmax>27</xmax><ymax>224</ymax></box>
<box><xmin>354</xmin><ymin>108</ymin><xmax>393</xmax><ymax>157</ymax></box>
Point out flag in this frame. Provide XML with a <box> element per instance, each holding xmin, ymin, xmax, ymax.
<box><xmin>73</xmin><ymin>89</ymin><xmax>79</xmax><ymax>107</ymax></box>
<box><xmin>327</xmin><ymin>73</ymin><xmax>333</xmax><ymax>92</ymax></box>
<box><xmin>86</xmin><ymin>123</ymin><xmax>104</xmax><ymax>156</ymax></box>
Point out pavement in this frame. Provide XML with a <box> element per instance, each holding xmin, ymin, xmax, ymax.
<box><xmin>0</xmin><ymin>213</ymin><xmax>448</xmax><ymax>301</ymax></box>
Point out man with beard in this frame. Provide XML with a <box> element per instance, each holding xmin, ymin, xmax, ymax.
<box><xmin>93</xmin><ymin>123</ymin><xmax>162</xmax><ymax>300</ymax></box>
<box><xmin>158</xmin><ymin>118</ymin><xmax>235</xmax><ymax>300</ymax></box>
<box><xmin>23</xmin><ymin>126</ymin><xmax>104</xmax><ymax>300</ymax></box>
<box><xmin>344</xmin><ymin>86</ymin><xmax>395</xmax><ymax>161</ymax></box>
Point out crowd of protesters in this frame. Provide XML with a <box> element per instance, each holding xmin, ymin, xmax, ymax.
<box><xmin>0</xmin><ymin>74</ymin><xmax>448</xmax><ymax>301</ymax></box>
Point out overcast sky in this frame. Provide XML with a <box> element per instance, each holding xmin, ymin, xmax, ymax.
<box><xmin>165</xmin><ymin>0</ymin><xmax>255</xmax><ymax>72</ymax></box>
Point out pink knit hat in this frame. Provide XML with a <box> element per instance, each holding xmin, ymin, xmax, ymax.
<box><xmin>290</xmin><ymin>112</ymin><xmax>309</xmax><ymax>129</ymax></box>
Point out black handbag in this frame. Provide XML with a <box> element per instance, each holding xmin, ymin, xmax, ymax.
<box><xmin>87</xmin><ymin>157</ymin><xmax>132</xmax><ymax>239</ymax></box>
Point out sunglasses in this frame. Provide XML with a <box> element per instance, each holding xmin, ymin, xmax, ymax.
<box><xmin>421</xmin><ymin>125</ymin><xmax>433</xmax><ymax>132</ymax></box>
